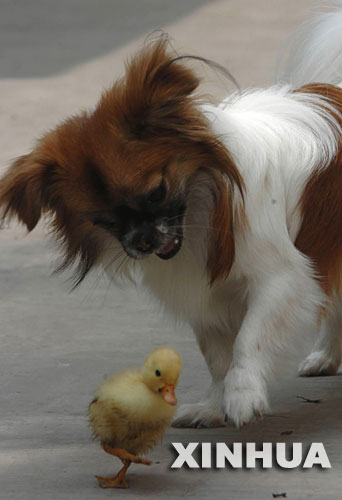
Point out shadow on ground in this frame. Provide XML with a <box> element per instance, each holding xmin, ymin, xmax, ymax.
<box><xmin>1</xmin><ymin>0</ymin><xmax>210</xmax><ymax>78</ymax></box>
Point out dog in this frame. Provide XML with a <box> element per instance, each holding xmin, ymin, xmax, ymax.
<box><xmin>1</xmin><ymin>2</ymin><xmax>342</xmax><ymax>427</ymax></box>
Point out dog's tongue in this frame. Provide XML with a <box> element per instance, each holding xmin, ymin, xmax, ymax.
<box><xmin>155</xmin><ymin>238</ymin><xmax>178</xmax><ymax>256</ymax></box>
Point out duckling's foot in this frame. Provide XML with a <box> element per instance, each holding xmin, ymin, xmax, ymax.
<box><xmin>96</xmin><ymin>474</ymin><xmax>128</xmax><ymax>489</ymax></box>
<box><xmin>132</xmin><ymin>455</ymin><xmax>152</xmax><ymax>465</ymax></box>
<box><xmin>96</xmin><ymin>460</ymin><xmax>130</xmax><ymax>489</ymax></box>
<box><xmin>102</xmin><ymin>444</ymin><xmax>152</xmax><ymax>465</ymax></box>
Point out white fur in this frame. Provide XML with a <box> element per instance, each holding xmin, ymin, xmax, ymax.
<box><xmin>299</xmin><ymin>296</ymin><xmax>342</xmax><ymax>376</ymax></box>
<box><xmin>276</xmin><ymin>0</ymin><xmax>342</xmax><ymax>86</ymax></box>
<box><xmin>105</xmin><ymin>3</ymin><xmax>342</xmax><ymax>427</ymax></box>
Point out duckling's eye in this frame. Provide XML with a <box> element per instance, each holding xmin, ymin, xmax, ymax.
<box><xmin>158</xmin><ymin>387</ymin><xmax>162</xmax><ymax>392</ymax></box>
<box><xmin>155</xmin><ymin>369</ymin><xmax>161</xmax><ymax>377</ymax></box>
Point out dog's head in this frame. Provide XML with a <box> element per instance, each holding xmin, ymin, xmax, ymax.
<box><xmin>0</xmin><ymin>39</ymin><xmax>242</xmax><ymax>286</ymax></box>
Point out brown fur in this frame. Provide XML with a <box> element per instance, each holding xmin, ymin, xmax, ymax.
<box><xmin>295</xmin><ymin>83</ymin><xmax>342</xmax><ymax>296</ymax></box>
<box><xmin>0</xmin><ymin>39</ymin><xmax>243</xmax><ymax>285</ymax></box>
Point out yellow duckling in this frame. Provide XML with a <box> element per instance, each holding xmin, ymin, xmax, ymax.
<box><xmin>89</xmin><ymin>346</ymin><xmax>182</xmax><ymax>488</ymax></box>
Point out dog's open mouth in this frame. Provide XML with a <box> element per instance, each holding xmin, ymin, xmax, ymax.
<box><xmin>154</xmin><ymin>229</ymin><xmax>183</xmax><ymax>260</ymax></box>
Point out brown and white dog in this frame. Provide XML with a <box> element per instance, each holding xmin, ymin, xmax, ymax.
<box><xmin>1</xmin><ymin>3</ymin><xmax>342</xmax><ymax>427</ymax></box>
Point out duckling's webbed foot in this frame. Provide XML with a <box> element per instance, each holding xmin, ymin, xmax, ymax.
<box><xmin>96</xmin><ymin>446</ymin><xmax>152</xmax><ymax>488</ymax></box>
<box><xmin>102</xmin><ymin>444</ymin><xmax>152</xmax><ymax>465</ymax></box>
<box><xmin>96</xmin><ymin>460</ymin><xmax>130</xmax><ymax>489</ymax></box>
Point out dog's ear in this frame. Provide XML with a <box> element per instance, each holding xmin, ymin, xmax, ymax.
<box><xmin>207</xmin><ymin>171</ymin><xmax>236</xmax><ymax>285</ymax></box>
<box><xmin>201</xmin><ymin>145</ymin><xmax>242</xmax><ymax>285</ymax></box>
<box><xmin>0</xmin><ymin>152</ymin><xmax>55</xmax><ymax>231</ymax></box>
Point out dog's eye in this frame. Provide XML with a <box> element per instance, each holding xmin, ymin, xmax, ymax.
<box><xmin>155</xmin><ymin>369</ymin><xmax>161</xmax><ymax>377</ymax></box>
<box><xmin>93</xmin><ymin>218</ymin><xmax>115</xmax><ymax>230</ymax></box>
<box><xmin>147</xmin><ymin>181</ymin><xmax>166</xmax><ymax>204</ymax></box>
<box><xmin>93</xmin><ymin>218</ymin><xmax>106</xmax><ymax>226</ymax></box>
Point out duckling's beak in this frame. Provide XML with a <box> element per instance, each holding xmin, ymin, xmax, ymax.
<box><xmin>161</xmin><ymin>384</ymin><xmax>177</xmax><ymax>406</ymax></box>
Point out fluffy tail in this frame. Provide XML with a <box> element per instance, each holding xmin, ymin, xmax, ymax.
<box><xmin>276</xmin><ymin>1</ymin><xmax>342</xmax><ymax>86</ymax></box>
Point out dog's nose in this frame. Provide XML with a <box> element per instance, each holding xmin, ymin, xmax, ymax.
<box><xmin>136</xmin><ymin>238</ymin><xmax>153</xmax><ymax>253</ymax></box>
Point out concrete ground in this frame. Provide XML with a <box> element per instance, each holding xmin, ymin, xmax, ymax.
<box><xmin>1</xmin><ymin>1</ymin><xmax>342</xmax><ymax>499</ymax></box>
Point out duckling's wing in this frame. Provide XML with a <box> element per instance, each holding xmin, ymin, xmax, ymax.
<box><xmin>89</xmin><ymin>397</ymin><xmax>172</xmax><ymax>455</ymax></box>
<box><xmin>124</xmin><ymin>418</ymin><xmax>173</xmax><ymax>455</ymax></box>
<box><xmin>88</xmin><ymin>398</ymin><xmax>129</xmax><ymax>446</ymax></box>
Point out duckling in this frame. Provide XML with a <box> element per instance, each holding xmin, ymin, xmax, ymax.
<box><xmin>89</xmin><ymin>346</ymin><xmax>182</xmax><ymax>488</ymax></box>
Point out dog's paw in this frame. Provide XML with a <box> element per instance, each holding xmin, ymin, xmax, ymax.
<box><xmin>298</xmin><ymin>350</ymin><xmax>341</xmax><ymax>377</ymax></box>
<box><xmin>172</xmin><ymin>402</ymin><xmax>226</xmax><ymax>428</ymax></box>
<box><xmin>224</xmin><ymin>365</ymin><xmax>269</xmax><ymax>428</ymax></box>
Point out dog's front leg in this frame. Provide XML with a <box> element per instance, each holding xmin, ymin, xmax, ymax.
<box><xmin>224</xmin><ymin>259</ymin><xmax>323</xmax><ymax>427</ymax></box>
<box><xmin>173</xmin><ymin>325</ymin><xmax>233</xmax><ymax>428</ymax></box>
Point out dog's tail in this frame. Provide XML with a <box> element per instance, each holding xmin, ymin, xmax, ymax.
<box><xmin>276</xmin><ymin>1</ymin><xmax>342</xmax><ymax>87</ymax></box>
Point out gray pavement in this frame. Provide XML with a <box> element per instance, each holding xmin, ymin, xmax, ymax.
<box><xmin>1</xmin><ymin>1</ymin><xmax>342</xmax><ymax>499</ymax></box>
